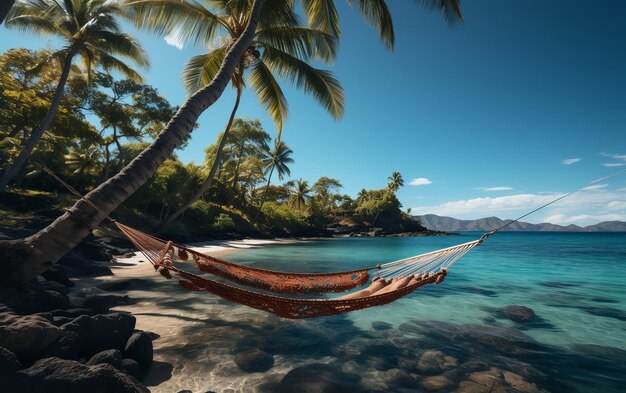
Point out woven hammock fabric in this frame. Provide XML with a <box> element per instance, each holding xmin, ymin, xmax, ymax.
<box><xmin>171</xmin><ymin>266</ymin><xmax>447</xmax><ymax>319</ymax></box>
<box><xmin>116</xmin><ymin>222</ymin><xmax>371</xmax><ymax>294</ymax></box>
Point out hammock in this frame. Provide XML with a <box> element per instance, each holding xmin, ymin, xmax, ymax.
<box><xmin>115</xmin><ymin>222</ymin><xmax>486</xmax><ymax>318</ymax></box>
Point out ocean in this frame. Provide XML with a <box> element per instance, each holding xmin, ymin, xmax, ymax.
<box><xmin>143</xmin><ymin>232</ymin><xmax>626</xmax><ymax>393</ymax></box>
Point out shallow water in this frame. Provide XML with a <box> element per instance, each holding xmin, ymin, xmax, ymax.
<box><xmin>135</xmin><ymin>232</ymin><xmax>626</xmax><ymax>393</ymax></box>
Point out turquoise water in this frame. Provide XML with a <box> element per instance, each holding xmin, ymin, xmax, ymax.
<box><xmin>223</xmin><ymin>232</ymin><xmax>626</xmax><ymax>392</ymax></box>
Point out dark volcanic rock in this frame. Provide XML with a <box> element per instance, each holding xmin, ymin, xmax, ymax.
<box><xmin>38</xmin><ymin>329</ymin><xmax>81</xmax><ymax>360</ymax></box>
<box><xmin>41</xmin><ymin>268</ymin><xmax>74</xmax><ymax>287</ymax></box>
<box><xmin>97</xmin><ymin>279</ymin><xmax>151</xmax><ymax>292</ymax></box>
<box><xmin>12</xmin><ymin>357</ymin><xmax>149</xmax><ymax>393</ymax></box>
<box><xmin>498</xmin><ymin>305</ymin><xmax>538</xmax><ymax>323</ymax></box>
<box><xmin>0</xmin><ymin>313</ymin><xmax>61</xmax><ymax>362</ymax></box>
<box><xmin>122</xmin><ymin>358</ymin><xmax>142</xmax><ymax>379</ymax></box>
<box><xmin>86</xmin><ymin>349</ymin><xmax>124</xmax><ymax>371</ymax></box>
<box><xmin>62</xmin><ymin>313</ymin><xmax>136</xmax><ymax>357</ymax></box>
<box><xmin>57</xmin><ymin>251</ymin><xmax>112</xmax><ymax>277</ymax></box>
<box><xmin>124</xmin><ymin>332</ymin><xmax>153</xmax><ymax>373</ymax></box>
<box><xmin>51</xmin><ymin>308</ymin><xmax>97</xmax><ymax>318</ymax></box>
<box><xmin>0</xmin><ymin>346</ymin><xmax>22</xmax><ymax>373</ymax></box>
<box><xmin>70</xmin><ymin>294</ymin><xmax>130</xmax><ymax>314</ymax></box>
<box><xmin>234</xmin><ymin>350</ymin><xmax>274</xmax><ymax>372</ymax></box>
<box><xmin>278</xmin><ymin>363</ymin><xmax>361</xmax><ymax>393</ymax></box>
<box><xmin>0</xmin><ymin>287</ymin><xmax>69</xmax><ymax>314</ymax></box>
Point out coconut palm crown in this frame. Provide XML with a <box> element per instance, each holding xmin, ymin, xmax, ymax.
<box><xmin>128</xmin><ymin>0</ymin><xmax>344</xmax><ymax>136</ymax></box>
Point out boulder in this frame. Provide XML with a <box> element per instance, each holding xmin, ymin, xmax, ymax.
<box><xmin>497</xmin><ymin>306</ymin><xmax>537</xmax><ymax>323</ymax></box>
<box><xmin>0</xmin><ymin>287</ymin><xmax>69</xmax><ymax>314</ymax></box>
<box><xmin>0</xmin><ymin>346</ymin><xmax>22</xmax><ymax>373</ymax></box>
<box><xmin>12</xmin><ymin>357</ymin><xmax>149</xmax><ymax>393</ymax></box>
<box><xmin>233</xmin><ymin>350</ymin><xmax>274</xmax><ymax>372</ymax></box>
<box><xmin>372</xmin><ymin>321</ymin><xmax>393</xmax><ymax>331</ymax></box>
<box><xmin>86</xmin><ymin>349</ymin><xmax>124</xmax><ymax>371</ymax></box>
<box><xmin>70</xmin><ymin>294</ymin><xmax>130</xmax><ymax>314</ymax></box>
<box><xmin>38</xmin><ymin>329</ymin><xmax>81</xmax><ymax>360</ymax></box>
<box><xmin>0</xmin><ymin>314</ymin><xmax>61</xmax><ymax>361</ymax></box>
<box><xmin>124</xmin><ymin>332</ymin><xmax>153</xmax><ymax>373</ymax></box>
<box><xmin>57</xmin><ymin>251</ymin><xmax>112</xmax><ymax>277</ymax></box>
<box><xmin>421</xmin><ymin>374</ymin><xmax>455</xmax><ymax>391</ymax></box>
<box><xmin>278</xmin><ymin>363</ymin><xmax>361</xmax><ymax>393</ymax></box>
<box><xmin>62</xmin><ymin>313</ymin><xmax>136</xmax><ymax>357</ymax></box>
<box><xmin>51</xmin><ymin>308</ymin><xmax>96</xmax><ymax>318</ymax></box>
<box><xmin>122</xmin><ymin>358</ymin><xmax>142</xmax><ymax>379</ymax></box>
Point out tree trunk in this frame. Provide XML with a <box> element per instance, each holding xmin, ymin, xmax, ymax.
<box><xmin>0</xmin><ymin>50</ymin><xmax>76</xmax><ymax>190</ymax></box>
<box><xmin>0</xmin><ymin>0</ymin><xmax>265</xmax><ymax>286</ymax></box>
<box><xmin>157</xmin><ymin>85</ymin><xmax>242</xmax><ymax>229</ymax></box>
<box><xmin>252</xmin><ymin>166</ymin><xmax>274</xmax><ymax>224</ymax></box>
<box><xmin>0</xmin><ymin>0</ymin><xmax>15</xmax><ymax>25</ymax></box>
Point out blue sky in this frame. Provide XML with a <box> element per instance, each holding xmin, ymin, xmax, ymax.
<box><xmin>2</xmin><ymin>0</ymin><xmax>626</xmax><ymax>225</ymax></box>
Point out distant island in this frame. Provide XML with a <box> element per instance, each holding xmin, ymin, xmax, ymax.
<box><xmin>415</xmin><ymin>214</ymin><xmax>626</xmax><ymax>232</ymax></box>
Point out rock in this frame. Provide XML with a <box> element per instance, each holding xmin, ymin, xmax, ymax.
<box><xmin>122</xmin><ymin>358</ymin><xmax>142</xmax><ymax>379</ymax></box>
<box><xmin>381</xmin><ymin>368</ymin><xmax>416</xmax><ymax>388</ymax></box>
<box><xmin>124</xmin><ymin>332</ymin><xmax>153</xmax><ymax>373</ymax></box>
<box><xmin>12</xmin><ymin>357</ymin><xmax>149</xmax><ymax>393</ymax></box>
<box><xmin>457</xmin><ymin>380</ymin><xmax>492</xmax><ymax>393</ymax></box>
<box><xmin>278</xmin><ymin>363</ymin><xmax>361</xmax><ymax>393</ymax></box>
<box><xmin>97</xmin><ymin>279</ymin><xmax>150</xmax><ymax>292</ymax></box>
<box><xmin>87</xmin><ymin>349</ymin><xmax>124</xmax><ymax>371</ymax></box>
<box><xmin>234</xmin><ymin>350</ymin><xmax>274</xmax><ymax>372</ymax></box>
<box><xmin>51</xmin><ymin>308</ymin><xmax>96</xmax><ymax>318</ymax></box>
<box><xmin>466</xmin><ymin>368</ymin><xmax>504</xmax><ymax>391</ymax></box>
<box><xmin>57</xmin><ymin>251</ymin><xmax>112</xmax><ymax>277</ymax></box>
<box><xmin>52</xmin><ymin>316</ymin><xmax>73</xmax><ymax>326</ymax></box>
<box><xmin>0</xmin><ymin>287</ymin><xmax>69</xmax><ymax>314</ymax></box>
<box><xmin>503</xmin><ymin>371</ymin><xmax>545</xmax><ymax>393</ymax></box>
<box><xmin>41</xmin><ymin>268</ymin><xmax>74</xmax><ymax>287</ymax></box>
<box><xmin>372</xmin><ymin>321</ymin><xmax>393</xmax><ymax>331</ymax></box>
<box><xmin>497</xmin><ymin>306</ymin><xmax>537</xmax><ymax>323</ymax></box>
<box><xmin>421</xmin><ymin>375</ymin><xmax>455</xmax><ymax>391</ymax></box>
<box><xmin>39</xmin><ymin>329</ymin><xmax>81</xmax><ymax>359</ymax></box>
<box><xmin>0</xmin><ymin>314</ymin><xmax>61</xmax><ymax>361</ymax></box>
<box><xmin>62</xmin><ymin>313</ymin><xmax>136</xmax><ymax>357</ymax></box>
<box><xmin>417</xmin><ymin>350</ymin><xmax>458</xmax><ymax>374</ymax></box>
<box><xmin>0</xmin><ymin>346</ymin><xmax>22</xmax><ymax>373</ymax></box>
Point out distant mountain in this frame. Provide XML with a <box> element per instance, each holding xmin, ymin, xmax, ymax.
<box><xmin>414</xmin><ymin>214</ymin><xmax>626</xmax><ymax>232</ymax></box>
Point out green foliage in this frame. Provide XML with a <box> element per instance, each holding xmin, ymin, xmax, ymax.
<box><xmin>260</xmin><ymin>202</ymin><xmax>310</xmax><ymax>235</ymax></box>
<box><xmin>212</xmin><ymin>213</ymin><xmax>236</xmax><ymax>232</ymax></box>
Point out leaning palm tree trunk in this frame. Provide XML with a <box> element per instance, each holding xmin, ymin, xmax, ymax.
<box><xmin>157</xmin><ymin>86</ymin><xmax>242</xmax><ymax>230</ymax></box>
<box><xmin>0</xmin><ymin>0</ymin><xmax>15</xmax><ymax>24</ymax></box>
<box><xmin>252</xmin><ymin>166</ymin><xmax>275</xmax><ymax>224</ymax></box>
<box><xmin>0</xmin><ymin>0</ymin><xmax>265</xmax><ymax>286</ymax></box>
<box><xmin>0</xmin><ymin>50</ymin><xmax>75</xmax><ymax>190</ymax></box>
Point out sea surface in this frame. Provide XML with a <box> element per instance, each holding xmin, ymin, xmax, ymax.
<box><xmin>139</xmin><ymin>232</ymin><xmax>626</xmax><ymax>393</ymax></box>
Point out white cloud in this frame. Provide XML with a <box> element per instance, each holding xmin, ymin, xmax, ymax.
<box><xmin>164</xmin><ymin>33</ymin><xmax>184</xmax><ymax>50</ymax></box>
<box><xmin>600</xmin><ymin>153</ymin><xmax>626</xmax><ymax>161</ymax></box>
<box><xmin>603</xmin><ymin>163</ymin><xmax>626</xmax><ymax>167</ymax></box>
<box><xmin>562</xmin><ymin>158</ymin><xmax>581</xmax><ymax>165</ymax></box>
<box><xmin>477</xmin><ymin>186</ymin><xmax>513</xmax><ymax>192</ymax></box>
<box><xmin>411</xmin><ymin>187</ymin><xmax>626</xmax><ymax>226</ymax></box>
<box><xmin>409</xmin><ymin>178</ymin><xmax>432</xmax><ymax>186</ymax></box>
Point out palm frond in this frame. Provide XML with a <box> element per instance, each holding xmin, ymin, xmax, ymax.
<box><xmin>261</xmin><ymin>46</ymin><xmax>344</xmax><ymax>120</ymax></box>
<box><xmin>249</xmin><ymin>60</ymin><xmax>288</xmax><ymax>137</ymax></box>
<box><xmin>256</xmin><ymin>0</ymin><xmax>298</xmax><ymax>30</ymax></box>
<box><xmin>88</xmin><ymin>30</ymin><xmax>150</xmax><ymax>69</ymax></box>
<box><xmin>91</xmin><ymin>47</ymin><xmax>144</xmax><ymax>83</ymax></box>
<box><xmin>255</xmin><ymin>26</ymin><xmax>336</xmax><ymax>63</ymax></box>
<box><xmin>125</xmin><ymin>0</ymin><xmax>227</xmax><ymax>47</ymax></box>
<box><xmin>300</xmin><ymin>0</ymin><xmax>340</xmax><ymax>39</ymax></box>
<box><xmin>5</xmin><ymin>13</ymin><xmax>59</xmax><ymax>34</ymax></box>
<box><xmin>182</xmin><ymin>46</ymin><xmax>227</xmax><ymax>94</ymax></box>
<box><xmin>414</xmin><ymin>0</ymin><xmax>464</xmax><ymax>25</ymax></box>
<box><xmin>349</xmin><ymin>0</ymin><xmax>394</xmax><ymax>50</ymax></box>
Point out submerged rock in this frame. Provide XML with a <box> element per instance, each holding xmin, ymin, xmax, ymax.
<box><xmin>278</xmin><ymin>363</ymin><xmax>361</xmax><ymax>393</ymax></box>
<box><xmin>497</xmin><ymin>306</ymin><xmax>538</xmax><ymax>323</ymax></box>
<box><xmin>234</xmin><ymin>350</ymin><xmax>274</xmax><ymax>372</ymax></box>
<box><xmin>417</xmin><ymin>350</ymin><xmax>458</xmax><ymax>374</ymax></box>
<box><xmin>421</xmin><ymin>374</ymin><xmax>455</xmax><ymax>391</ymax></box>
<box><xmin>372</xmin><ymin>321</ymin><xmax>393</xmax><ymax>331</ymax></box>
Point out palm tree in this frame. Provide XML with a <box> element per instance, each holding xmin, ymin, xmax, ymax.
<box><xmin>0</xmin><ymin>0</ymin><xmax>463</xmax><ymax>285</ymax></box>
<box><xmin>291</xmin><ymin>178</ymin><xmax>311</xmax><ymax>210</ymax></box>
<box><xmin>0</xmin><ymin>0</ymin><xmax>149</xmax><ymax>190</ymax></box>
<box><xmin>253</xmin><ymin>140</ymin><xmax>293</xmax><ymax>222</ymax></box>
<box><xmin>131</xmin><ymin>0</ymin><xmax>343</xmax><ymax>227</ymax></box>
<box><xmin>387</xmin><ymin>171</ymin><xmax>404</xmax><ymax>193</ymax></box>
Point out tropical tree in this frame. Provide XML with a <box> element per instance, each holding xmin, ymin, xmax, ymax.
<box><xmin>387</xmin><ymin>171</ymin><xmax>404</xmax><ymax>193</ymax></box>
<box><xmin>291</xmin><ymin>178</ymin><xmax>311</xmax><ymax>209</ymax></box>
<box><xmin>0</xmin><ymin>0</ymin><xmax>462</xmax><ymax>285</ymax></box>
<box><xmin>253</xmin><ymin>140</ymin><xmax>294</xmax><ymax>222</ymax></box>
<box><xmin>0</xmin><ymin>0</ymin><xmax>149</xmax><ymax>190</ymax></box>
<box><xmin>132</xmin><ymin>0</ymin><xmax>343</xmax><ymax>227</ymax></box>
